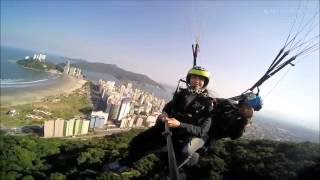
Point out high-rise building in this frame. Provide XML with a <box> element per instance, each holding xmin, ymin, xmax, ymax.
<box><xmin>64</xmin><ymin>61</ymin><xmax>70</xmax><ymax>74</ymax></box>
<box><xmin>129</xmin><ymin>104</ymin><xmax>135</xmax><ymax>115</ymax></box>
<box><xmin>138</xmin><ymin>94</ymin><xmax>145</xmax><ymax>104</ymax></box>
<box><xmin>44</xmin><ymin>117</ymin><xmax>92</xmax><ymax>137</ymax></box>
<box><xmin>106</xmin><ymin>81</ymin><xmax>115</xmax><ymax>88</ymax></box>
<box><xmin>74</xmin><ymin>119</ymin><xmax>82</xmax><ymax>135</ymax></box>
<box><xmin>44</xmin><ymin>120</ymin><xmax>55</xmax><ymax>137</ymax></box>
<box><xmin>119</xmin><ymin>85</ymin><xmax>126</xmax><ymax>96</ymax></box>
<box><xmin>135</xmin><ymin>117</ymin><xmax>144</xmax><ymax>127</ymax></box>
<box><xmin>109</xmin><ymin>103</ymin><xmax>121</xmax><ymax>120</ymax></box>
<box><xmin>101</xmin><ymin>89</ymin><xmax>106</xmax><ymax>99</ymax></box>
<box><xmin>91</xmin><ymin>111</ymin><xmax>109</xmax><ymax>125</ymax></box>
<box><xmin>54</xmin><ymin>119</ymin><xmax>64</xmax><ymax>137</ymax></box>
<box><xmin>105</xmin><ymin>100</ymin><xmax>112</xmax><ymax>114</ymax></box>
<box><xmin>128</xmin><ymin>116</ymin><xmax>136</xmax><ymax>128</ymax></box>
<box><xmin>69</xmin><ymin>67</ymin><xmax>77</xmax><ymax>76</ymax></box>
<box><xmin>117</xmin><ymin>97</ymin><xmax>131</xmax><ymax>121</ymax></box>
<box><xmin>126</xmin><ymin>82</ymin><xmax>132</xmax><ymax>90</ymax></box>
<box><xmin>120</xmin><ymin>117</ymin><xmax>131</xmax><ymax>128</ymax></box>
<box><xmin>98</xmin><ymin>80</ymin><xmax>115</xmax><ymax>94</ymax></box>
<box><xmin>76</xmin><ymin>68</ymin><xmax>82</xmax><ymax>77</ymax></box>
<box><xmin>64</xmin><ymin>119</ymin><xmax>75</xmax><ymax>136</ymax></box>
<box><xmin>81</xmin><ymin>120</ymin><xmax>90</xmax><ymax>135</ymax></box>
<box><xmin>133</xmin><ymin>89</ymin><xmax>139</xmax><ymax>101</ymax></box>
<box><xmin>90</xmin><ymin>115</ymin><xmax>105</xmax><ymax>129</ymax></box>
<box><xmin>32</xmin><ymin>54</ymin><xmax>46</xmax><ymax>62</ymax></box>
<box><xmin>39</xmin><ymin>54</ymin><xmax>46</xmax><ymax>62</ymax></box>
<box><xmin>144</xmin><ymin>102</ymin><xmax>153</xmax><ymax>114</ymax></box>
<box><xmin>105</xmin><ymin>96</ymin><xmax>112</xmax><ymax>113</ymax></box>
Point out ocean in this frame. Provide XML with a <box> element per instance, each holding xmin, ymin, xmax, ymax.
<box><xmin>0</xmin><ymin>46</ymin><xmax>171</xmax><ymax>101</ymax></box>
<box><xmin>0</xmin><ymin>46</ymin><xmax>66</xmax><ymax>88</ymax></box>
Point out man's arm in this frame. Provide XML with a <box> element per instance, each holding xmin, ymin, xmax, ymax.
<box><xmin>162</xmin><ymin>90</ymin><xmax>183</xmax><ymax>115</ymax></box>
<box><xmin>178</xmin><ymin>116</ymin><xmax>212</xmax><ymax>138</ymax></box>
<box><xmin>162</xmin><ymin>100</ymin><xmax>174</xmax><ymax>115</ymax></box>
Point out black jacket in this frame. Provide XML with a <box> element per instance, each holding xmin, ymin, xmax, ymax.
<box><xmin>209</xmin><ymin>98</ymin><xmax>249</xmax><ymax>141</ymax></box>
<box><xmin>162</xmin><ymin>88</ymin><xmax>213</xmax><ymax>142</ymax></box>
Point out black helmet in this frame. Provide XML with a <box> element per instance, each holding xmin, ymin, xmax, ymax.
<box><xmin>186</xmin><ymin>66</ymin><xmax>210</xmax><ymax>88</ymax></box>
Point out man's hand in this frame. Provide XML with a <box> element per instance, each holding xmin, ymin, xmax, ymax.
<box><xmin>165</xmin><ymin>117</ymin><xmax>181</xmax><ymax>128</ymax></box>
<box><xmin>158</xmin><ymin>112</ymin><xmax>168</xmax><ymax>122</ymax></box>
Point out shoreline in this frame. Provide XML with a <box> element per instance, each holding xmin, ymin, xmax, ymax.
<box><xmin>21</xmin><ymin>65</ymin><xmax>62</xmax><ymax>75</ymax></box>
<box><xmin>0</xmin><ymin>75</ymin><xmax>87</xmax><ymax>107</ymax></box>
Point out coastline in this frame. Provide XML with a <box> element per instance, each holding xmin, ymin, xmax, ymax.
<box><xmin>0</xmin><ymin>75</ymin><xmax>87</xmax><ymax>107</ymax></box>
<box><xmin>19</xmin><ymin>64</ymin><xmax>63</xmax><ymax>75</ymax></box>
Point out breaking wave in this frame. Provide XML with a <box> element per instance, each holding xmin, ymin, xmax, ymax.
<box><xmin>0</xmin><ymin>76</ymin><xmax>60</xmax><ymax>88</ymax></box>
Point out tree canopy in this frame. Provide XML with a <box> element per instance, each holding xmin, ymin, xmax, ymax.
<box><xmin>1</xmin><ymin>130</ymin><xmax>319</xmax><ymax>179</ymax></box>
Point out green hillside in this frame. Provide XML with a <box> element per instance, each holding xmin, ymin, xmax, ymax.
<box><xmin>71</xmin><ymin>62</ymin><xmax>165</xmax><ymax>89</ymax></box>
<box><xmin>17</xmin><ymin>59</ymin><xmax>62</xmax><ymax>72</ymax></box>
<box><xmin>1</xmin><ymin>130</ymin><xmax>319</xmax><ymax>180</ymax></box>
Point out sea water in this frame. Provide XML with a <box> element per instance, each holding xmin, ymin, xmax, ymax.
<box><xmin>0</xmin><ymin>46</ymin><xmax>171</xmax><ymax>100</ymax></box>
<box><xmin>0</xmin><ymin>46</ymin><xmax>69</xmax><ymax>100</ymax></box>
<box><xmin>0</xmin><ymin>46</ymin><xmax>62</xmax><ymax>88</ymax></box>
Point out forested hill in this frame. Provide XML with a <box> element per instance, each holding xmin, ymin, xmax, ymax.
<box><xmin>17</xmin><ymin>59</ymin><xmax>62</xmax><ymax>72</ymax></box>
<box><xmin>1</xmin><ymin>130</ymin><xmax>319</xmax><ymax>180</ymax></box>
<box><xmin>70</xmin><ymin>62</ymin><xmax>165</xmax><ymax>90</ymax></box>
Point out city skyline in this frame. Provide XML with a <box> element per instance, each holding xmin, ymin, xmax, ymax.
<box><xmin>1</xmin><ymin>0</ymin><xmax>319</xmax><ymax>130</ymax></box>
<box><xmin>43</xmin><ymin>78</ymin><xmax>166</xmax><ymax>138</ymax></box>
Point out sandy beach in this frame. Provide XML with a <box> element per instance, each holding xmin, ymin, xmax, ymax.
<box><xmin>0</xmin><ymin>75</ymin><xmax>87</xmax><ymax>106</ymax></box>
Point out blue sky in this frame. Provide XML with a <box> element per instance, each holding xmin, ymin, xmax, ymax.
<box><xmin>1</xmin><ymin>0</ymin><xmax>319</xmax><ymax>130</ymax></box>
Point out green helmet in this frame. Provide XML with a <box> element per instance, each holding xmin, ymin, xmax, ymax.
<box><xmin>186</xmin><ymin>66</ymin><xmax>210</xmax><ymax>88</ymax></box>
